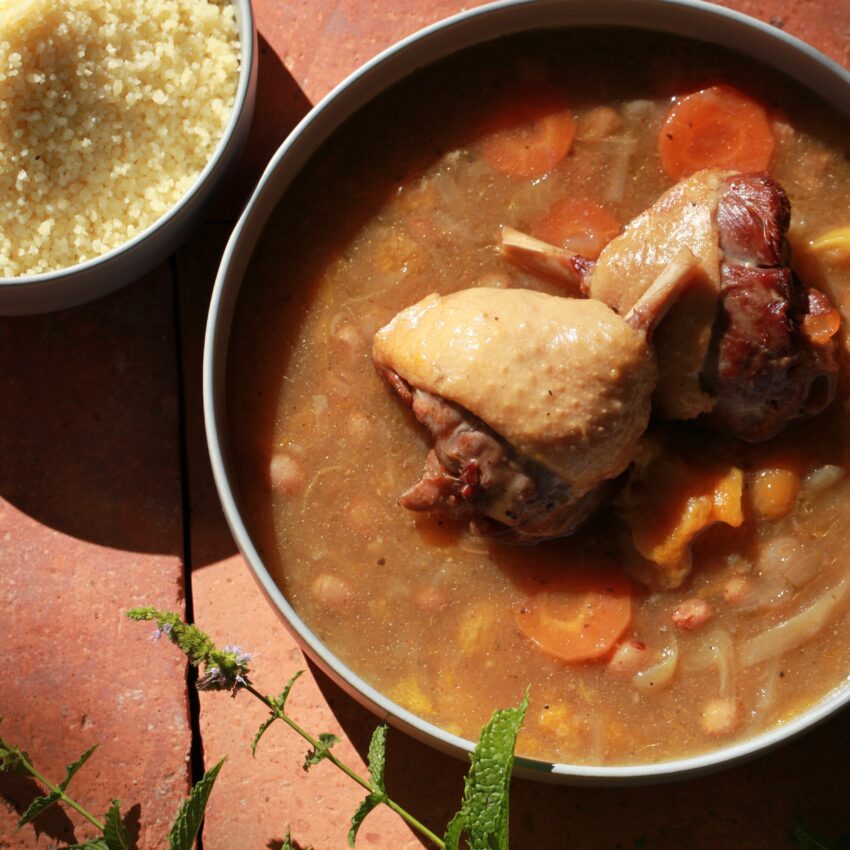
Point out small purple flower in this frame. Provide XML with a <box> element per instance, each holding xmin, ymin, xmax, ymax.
<box><xmin>225</xmin><ymin>643</ymin><xmax>252</xmax><ymax>665</ymax></box>
<box><xmin>197</xmin><ymin>667</ymin><xmax>224</xmax><ymax>691</ymax></box>
<box><xmin>150</xmin><ymin>621</ymin><xmax>174</xmax><ymax>641</ymax></box>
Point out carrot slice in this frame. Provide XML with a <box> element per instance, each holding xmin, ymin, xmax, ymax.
<box><xmin>530</xmin><ymin>198</ymin><xmax>620</xmax><ymax>259</ymax></box>
<box><xmin>515</xmin><ymin>566</ymin><xmax>632</xmax><ymax>663</ymax></box>
<box><xmin>480</xmin><ymin>85</ymin><xmax>576</xmax><ymax>179</ymax></box>
<box><xmin>658</xmin><ymin>84</ymin><xmax>775</xmax><ymax>180</ymax></box>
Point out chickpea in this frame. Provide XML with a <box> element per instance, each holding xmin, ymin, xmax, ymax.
<box><xmin>749</xmin><ymin>468</ymin><xmax>800</xmax><ymax>520</ymax></box>
<box><xmin>577</xmin><ymin>105</ymin><xmax>623</xmax><ymax>140</ymax></box>
<box><xmin>699</xmin><ymin>697</ymin><xmax>739</xmax><ymax>737</ymax></box>
<box><xmin>723</xmin><ymin>575</ymin><xmax>751</xmax><ymax>606</ymax></box>
<box><xmin>311</xmin><ymin>573</ymin><xmax>354</xmax><ymax>612</ymax></box>
<box><xmin>268</xmin><ymin>452</ymin><xmax>305</xmax><ymax>495</ymax></box>
<box><xmin>607</xmin><ymin>639</ymin><xmax>646</xmax><ymax>674</ymax></box>
<box><xmin>671</xmin><ymin>598</ymin><xmax>713</xmax><ymax>630</ymax></box>
<box><xmin>347</xmin><ymin>411</ymin><xmax>375</xmax><ymax>441</ymax></box>
<box><xmin>345</xmin><ymin>498</ymin><xmax>380</xmax><ymax>533</ymax></box>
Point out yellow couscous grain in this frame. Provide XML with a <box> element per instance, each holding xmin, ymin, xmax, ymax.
<box><xmin>0</xmin><ymin>0</ymin><xmax>239</xmax><ymax>276</ymax></box>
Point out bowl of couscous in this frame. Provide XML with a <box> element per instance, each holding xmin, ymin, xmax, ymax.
<box><xmin>0</xmin><ymin>0</ymin><xmax>256</xmax><ymax>315</ymax></box>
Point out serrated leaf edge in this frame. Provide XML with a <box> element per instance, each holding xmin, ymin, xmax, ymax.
<box><xmin>366</xmin><ymin>725</ymin><xmax>387</xmax><ymax>794</ymax></box>
<box><xmin>16</xmin><ymin>791</ymin><xmax>60</xmax><ymax>829</ymax></box>
<box><xmin>303</xmin><ymin>732</ymin><xmax>339</xmax><ymax>772</ymax></box>
<box><xmin>166</xmin><ymin>757</ymin><xmax>225</xmax><ymax>850</ymax></box>
<box><xmin>103</xmin><ymin>799</ymin><xmax>131</xmax><ymax>850</ymax></box>
<box><xmin>348</xmin><ymin>792</ymin><xmax>381</xmax><ymax>847</ymax></box>
<box><xmin>60</xmin><ymin>745</ymin><xmax>99</xmax><ymax>792</ymax></box>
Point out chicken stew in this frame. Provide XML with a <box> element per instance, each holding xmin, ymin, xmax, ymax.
<box><xmin>227</xmin><ymin>30</ymin><xmax>850</xmax><ymax>765</ymax></box>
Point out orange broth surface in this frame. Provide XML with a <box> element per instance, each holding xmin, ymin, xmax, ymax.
<box><xmin>228</xmin><ymin>30</ymin><xmax>850</xmax><ymax>765</ymax></box>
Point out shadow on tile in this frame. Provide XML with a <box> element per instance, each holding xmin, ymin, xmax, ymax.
<box><xmin>177</xmin><ymin>33</ymin><xmax>313</xmax><ymax>572</ymax></box>
<box><xmin>0</xmin><ymin>33</ymin><xmax>310</xmax><ymax>566</ymax></box>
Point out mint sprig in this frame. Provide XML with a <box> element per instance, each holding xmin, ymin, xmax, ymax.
<box><xmin>1</xmin><ymin>724</ymin><xmax>223</xmax><ymax>849</ymax></box>
<box><xmin>444</xmin><ymin>690</ymin><xmax>529</xmax><ymax>850</ymax></box>
<box><xmin>4</xmin><ymin>608</ymin><xmax>532</xmax><ymax>849</ymax></box>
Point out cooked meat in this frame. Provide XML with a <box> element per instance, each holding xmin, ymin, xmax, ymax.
<box><xmin>588</xmin><ymin>169</ymin><xmax>725</xmax><ymax>419</ymax></box>
<box><xmin>499</xmin><ymin>169</ymin><xmax>840</xmax><ymax>441</ymax></box>
<box><xmin>716</xmin><ymin>171</ymin><xmax>789</xmax><ymax>266</ymax></box>
<box><xmin>704</xmin><ymin>172</ymin><xmax>838</xmax><ymax>441</ymax></box>
<box><xmin>381</xmin><ymin>374</ymin><xmax>614</xmax><ymax>542</ymax></box>
<box><xmin>373</xmin><ymin>275</ymin><xmax>693</xmax><ymax>541</ymax></box>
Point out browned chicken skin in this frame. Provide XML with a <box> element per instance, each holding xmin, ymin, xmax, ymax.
<box><xmin>501</xmin><ymin>170</ymin><xmax>839</xmax><ymax>443</ymax></box>
<box><xmin>373</xmin><ymin>260</ymin><xmax>695</xmax><ymax>542</ymax></box>
<box><xmin>705</xmin><ymin>172</ymin><xmax>838</xmax><ymax>441</ymax></box>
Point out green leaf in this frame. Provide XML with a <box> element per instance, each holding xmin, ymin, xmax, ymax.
<box><xmin>60</xmin><ymin>745</ymin><xmax>99</xmax><ymax>792</ymax></box>
<box><xmin>166</xmin><ymin>757</ymin><xmax>225</xmax><ymax>850</ymax></box>
<box><xmin>252</xmin><ymin>671</ymin><xmax>305</xmax><ymax>757</ymax></box>
<box><xmin>17</xmin><ymin>792</ymin><xmax>60</xmax><ymax>829</ymax></box>
<box><xmin>443</xmin><ymin>690</ymin><xmax>529</xmax><ymax>850</ymax></box>
<box><xmin>280</xmin><ymin>827</ymin><xmax>313</xmax><ymax>850</ymax></box>
<box><xmin>348</xmin><ymin>793</ymin><xmax>381</xmax><ymax>847</ymax></box>
<box><xmin>303</xmin><ymin>733</ymin><xmax>339</xmax><ymax>771</ymax></box>
<box><xmin>275</xmin><ymin>670</ymin><xmax>304</xmax><ymax>710</ymax></box>
<box><xmin>345</xmin><ymin>725</ymin><xmax>389</xmax><ymax>847</ymax></box>
<box><xmin>251</xmin><ymin>715</ymin><xmax>276</xmax><ymax>758</ymax></box>
<box><xmin>634</xmin><ymin>839</ymin><xmax>647</xmax><ymax>850</ymax></box>
<box><xmin>0</xmin><ymin>735</ymin><xmax>30</xmax><ymax>775</ymax></box>
<box><xmin>67</xmin><ymin>840</ymin><xmax>110</xmax><ymax>850</ymax></box>
<box><xmin>443</xmin><ymin>813</ymin><xmax>464</xmax><ymax>850</ymax></box>
<box><xmin>366</xmin><ymin>725</ymin><xmax>387</xmax><ymax>794</ymax></box>
<box><xmin>103</xmin><ymin>800</ymin><xmax>131</xmax><ymax>850</ymax></box>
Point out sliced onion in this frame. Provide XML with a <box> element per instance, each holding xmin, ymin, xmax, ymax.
<box><xmin>681</xmin><ymin>629</ymin><xmax>736</xmax><ymax>697</ymax></box>
<box><xmin>726</xmin><ymin>574</ymin><xmax>788</xmax><ymax>613</ymax></box>
<box><xmin>632</xmin><ymin>636</ymin><xmax>678</xmax><ymax>692</ymax></box>
<box><xmin>741</xmin><ymin>579</ymin><xmax>848</xmax><ymax>668</ymax></box>
<box><xmin>603</xmin><ymin>137</ymin><xmax>638</xmax><ymax>203</ymax></box>
<box><xmin>779</xmin><ymin>551</ymin><xmax>821</xmax><ymax>589</ymax></box>
<box><xmin>621</xmin><ymin>99</ymin><xmax>654</xmax><ymax>120</ymax></box>
<box><xmin>753</xmin><ymin>657</ymin><xmax>782</xmax><ymax>715</ymax></box>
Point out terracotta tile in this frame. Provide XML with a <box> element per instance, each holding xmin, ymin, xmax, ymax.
<box><xmin>0</xmin><ymin>271</ymin><xmax>190</xmax><ymax>849</ymax></box>
<box><xmin>711</xmin><ymin>0</ymin><xmax>850</xmax><ymax>66</ymax></box>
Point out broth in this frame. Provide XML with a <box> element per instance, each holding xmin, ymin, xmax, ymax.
<box><xmin>228</xmin><ymin>30</ymin><xmax>850</xmax><ymax>765</ymax></box>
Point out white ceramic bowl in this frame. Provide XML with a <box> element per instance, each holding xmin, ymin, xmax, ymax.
<box><xmin>205</xmin><ymin>0</ymin><xmax>850</xmax><ymax>785</ymax></box>
<box><xmin>0</xmin><ymin>0</ymin><xmax>257</xmax><ymax>316</ymax></box>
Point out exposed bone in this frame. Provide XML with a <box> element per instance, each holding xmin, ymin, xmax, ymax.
<box><xmin>498</xmin><ymin>226</ymin><xmax>589</xmax><ymax>294</ymax></box>
<box><xmin>624</xmin><ymin>247</ymin><xmax>700</xmax><ymax>335</ymax></box>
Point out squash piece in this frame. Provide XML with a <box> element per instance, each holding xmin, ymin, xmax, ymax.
<box><xmin>390</xmin><ymin>676</ymin><xmax>434</xmax><ymax>715</ymax></box>
<box><xmin>458</xmin><ymin>602</ymin><xmax>498</xmax><ymax>656</ymax></box>
<box><xmin>619</xmin><ymin>439</ymin><xmax>744</xmax><ymax>588</ymax></box>
<box><xmin>808</xmin><ymin>226</ymin><xmax>850</xmax><ymax>262</ymax></box>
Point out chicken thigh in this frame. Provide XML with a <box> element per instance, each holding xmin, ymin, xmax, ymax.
<box><xmin>373</xmin><ymin>257</ymin><xmax>694</xmax><ymax>541</ymax></box>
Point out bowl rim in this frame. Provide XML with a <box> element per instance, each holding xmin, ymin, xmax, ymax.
<box><xmin>0</xmin><ymin>0</ymin><xmax>256</xmax><ymax>289</ymax></box>
<box><xmin>204</xmin><ymin>0</ymin><xmax>850</xmax><ymax>784</ymax></box>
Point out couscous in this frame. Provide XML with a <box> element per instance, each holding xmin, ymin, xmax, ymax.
<box><xmin>0</xmin><ymin>0</ymin><xmax>239</xmax><ymax>276</ymax></box>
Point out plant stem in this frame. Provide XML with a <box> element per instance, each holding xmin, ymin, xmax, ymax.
<box><xmin>21</xmin><ymin>755</ymin><xmax>105</xmax><ymax>832</ymax></box>
<box><xmin>242</xmin><ymin>683</ymin><xmax>446</xmax><ymax>849</ymax></box>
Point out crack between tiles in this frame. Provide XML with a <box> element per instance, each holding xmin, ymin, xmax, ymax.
<box><xmin>170</xmin><ymin>253</ymin><xmax>208</xmax><ymax>849</ymax></box>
